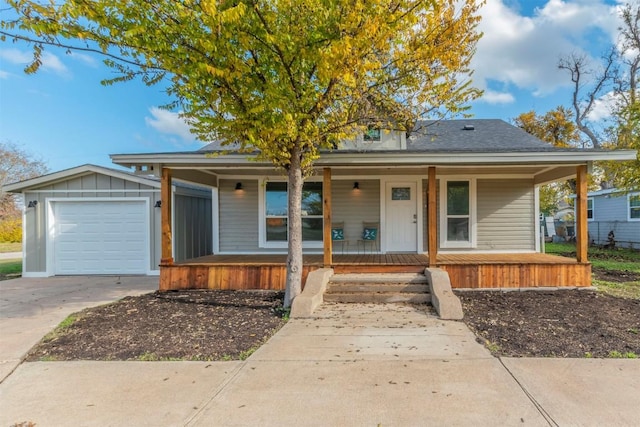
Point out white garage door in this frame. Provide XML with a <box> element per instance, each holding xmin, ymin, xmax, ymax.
<box><xmin>53</xmin><ymin>200</ymin><xmax>148</xmax><ymax>275</ymax></box>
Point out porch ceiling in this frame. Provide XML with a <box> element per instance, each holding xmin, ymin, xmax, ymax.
<box><xmin>166</xmin><ymin>163</ymin><xmax>578</xmax><ymax>187</ymax></box>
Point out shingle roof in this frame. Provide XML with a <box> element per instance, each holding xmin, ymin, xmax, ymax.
<box><xmin>406</xmin><ymin>119</ymin><xmax>556</xmax><ymax>152</ymax></box>
<box><xmin>197</xmin><ymin>119</ymin><xmax>567</xmax><ymax>154</ymax></box>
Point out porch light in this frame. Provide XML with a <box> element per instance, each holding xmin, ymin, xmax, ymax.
<box><xmin>154</xmin><ymin>201</ymin><xmax>162</xmax><ymax>208</ymax></box>
<box><xmin>27</xmin><ymin>200</ymin><xmax>38</xmax><ymax>208</ymax></box>
<box><xmin>353</xmin><ymin>182</ymin><xmax>360</xmax><ymax>190</ymax></box>
<box><xmin>235</xmin><ymin>182</ymin><xmax>243</xmax><ymax>191</ymax></box>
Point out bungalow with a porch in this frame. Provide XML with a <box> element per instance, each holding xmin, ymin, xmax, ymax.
<box><xmin>108</xmin><ymin>119</ymin><xmax>635</xmax><ymax>291</ymax></box>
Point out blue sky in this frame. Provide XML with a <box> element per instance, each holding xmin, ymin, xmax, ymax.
<box><xmin>0</xmin><ymin>0</ymin><xmax>624</xmax><ymax>173</ymax></box>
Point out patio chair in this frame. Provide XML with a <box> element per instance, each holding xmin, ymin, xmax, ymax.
<box><xmin>331</xmin><ymin>222</ymin><xmax>347</xmax><ymax>254</ymax></box>
<box><xmin>358</xmin><ymin>221</ymin><xmax>379</xmax><ymax>254</ymax></box>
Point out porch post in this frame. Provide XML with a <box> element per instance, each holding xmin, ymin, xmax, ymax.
<box><xmin>323</xmin><ymin>167</ymin><xmax>333</xmax><ymax>266</ymax></box>
<box><xmin>160</xmin><ymin>167</ymin><xmax>174</xmax><ymax>265</ymax></box>
<box><xmin>576</xmin><ymin>164</ymin><xmax>588</xmax><ymax>263</ymax></box>
<box><xmin>428</xmin><ymin>167</ymin><xmax>438</xmax><ymax>266</ymax></box>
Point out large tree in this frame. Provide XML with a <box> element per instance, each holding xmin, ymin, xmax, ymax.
<box><xmin>558</xmin><ymin>1</ymin><xmax>640</xmax><ymax>188</ymax></box>
<box><xmin>0</xmin><ymin>142</ymin><xmax>48</xmax><ymax>220</ymax></box>
<box><xmin>513</xmin><ymin>107</ymin><xmax>582</xmax><ymax>216</ymax></box>
<box><xmin>2</xmin><ymin>0</ymin><xmax>483</xmax><ymax>306</ymax></box>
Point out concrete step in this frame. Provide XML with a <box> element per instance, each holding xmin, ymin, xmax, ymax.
<box><xmin>329</xmin><ymin>273</ymin><xmax>428</xmax><ymax>284</ymax></box>
<box><xmin>324</xmin><ymin>292</ymin><xmax>431</xmax><ymax>304</ymax></box>
<box><xmin>328</xmin><ymin>283</ymin><xmax>429</xmax><ymax>293</ymax></box>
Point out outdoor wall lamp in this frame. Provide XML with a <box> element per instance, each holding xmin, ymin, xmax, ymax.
<box><xmin>235</xmin><ymin>182</ymin><xmax>243</xmax><ymax>191</ymax></box>
<box><xmin>154</xmin><ymin>201</ymin><xmax>162</xmax><ymax>208</ymax></box>
<box><xmin>353</xmin><ymin>182</ymin><xmax>360</xmax><ymax>190</ymax></box>
<box><xmin>27</xmin><ymin>200</ymin><xmax>38</xmax><ymax>208</ymax></box>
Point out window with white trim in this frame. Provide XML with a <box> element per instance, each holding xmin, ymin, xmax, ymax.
<box><xmin>440</xmin><ymin>179</ymin><xmax>476</xmax><ymax>248</ymax></box>
<box><xmin>587</xmin><ymin>198</ymin><xmax>594</xmax><ymax>221</ymax></box>
<box><xmin>629</xmin><ymin>193</ymin><xmax>640</xmax><ymax>221</ymax></box>
<box><xmin>264</xmin><ymin>181</ymin><xmax>323</xmax><ymax>244</ymax></box>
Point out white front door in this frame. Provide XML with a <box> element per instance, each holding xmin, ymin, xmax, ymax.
<box><xmin>385</xmin><ymin>182</ymin><xmax>418</xmax><ymax>252</ymax></box>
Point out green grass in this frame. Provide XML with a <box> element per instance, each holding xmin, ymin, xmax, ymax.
<box><xmin>0</xmin><ymin>242</ymin><xmax>21</xmax><ymax>253</ymax></box>
<box><xmin>546</xmin><ymin>242</ymin><xmax>640</xmax><ymax>299</ymax></box>
<box><xmin>0</xmin><ymin>259</ymin><xmax>22</xmax><ymax>278</ymax></box>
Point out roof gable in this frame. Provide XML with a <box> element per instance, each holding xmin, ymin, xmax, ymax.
<box><xmin>3</xmin><ymin>164</ymin><xmax>160</xmax><ymax>193</ymax></box>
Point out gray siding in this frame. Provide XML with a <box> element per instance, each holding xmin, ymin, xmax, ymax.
<box><xmin>23</xmin><ymin>172</ymin><xmax>160</xmax><ymax>274</ymax></box>
<box><xmin>476</xmin><ymin>179</ymin><xmax>535</xmax><ymax>250</ymax></box>
<box><xmin>588</xmin><ymin>193</ymin><xmax>640</xmax><ymax>247</ymax></box>
<box><xmin>174</xmin><ymin>193</ymin><xmax>212</xmax><ymax>261</ymax></box>
<box><xmin>332</xmin><ymin>180</ymin><xmax>380</xmax><ymax>244</ymax></box>
<box><xmin>218</xmin><ymin>178</ymin><xmax>380</xmax><ymax>253</ymax></box>
<box><xmin>219</xmin><ymin>179</ymin><xmax>260</xmax><ymax>252</ymax></box>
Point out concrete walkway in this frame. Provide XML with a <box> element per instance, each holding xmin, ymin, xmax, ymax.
<box><xmin>0</xmin><ymin>251</ymin><xmax>22</xmax><ymax>260</ymax></box>
<box><xmin>2</xmin><ymin>298</ymin><xmax>639</xmax><ymax>426</ymax></box>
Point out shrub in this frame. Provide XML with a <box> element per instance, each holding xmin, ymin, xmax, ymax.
<box><xmin>0</xmin><ymin>218</ymin><xmax>22</xmax><ymax>242</ymax></box>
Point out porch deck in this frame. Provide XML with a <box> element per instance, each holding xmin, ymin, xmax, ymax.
<box><xmin>159</xmin><ymin>253</ymin><xmax>591</xmax><ymax>291</ymax></box>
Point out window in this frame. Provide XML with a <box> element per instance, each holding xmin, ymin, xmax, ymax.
<box><xmin>587</xmin><ymin>198</ymin><xmax>594</xmax><ymax>221</ymax></box>
<box><xmin>264</xmin><ymin>181</ymin><xmax>323</xmax><ymax>244</ymax></box>
<box><xmin>629</xmin><ymin>193</ymin><xmax>640</xmax><ymax>221</ymax></box>
<box><xmin>364</xmin><ymin>127</ymin><xmax>381</xmax><ymax>141</ymax></box>
<box><xmin>440</xmin><ymin>179</ymin><xmax>476</xmax><ymax>248</ymax></box>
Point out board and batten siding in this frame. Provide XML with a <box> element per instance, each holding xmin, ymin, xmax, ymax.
<box><xmin>173</xmin><ymin>192</ymin><xmax>213</xmax><ymax>262</ymax></box>
<box><xmin>476</xmin><ymin>179</ymin><xmax>535</xmax><ymax>251</ymax></box>
<box><xmin>22</xmin><ymin>172</ymin><xmax>161</xmax><ymax>274</ymax></box>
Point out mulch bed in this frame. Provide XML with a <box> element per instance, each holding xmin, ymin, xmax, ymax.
<box><xmin>458</xmin><ymin>289</ymin><xmax>640</xmax><ymax>358</ymax></box>
<box><xmin>26</xmin><ymin>290</ymin><xmax>287</xmax><ymax>362</ymax></box>
<box><xmin>25</xmin><ymin>287</ymin><xmax>640</xmax><ymax>361</ymax></box>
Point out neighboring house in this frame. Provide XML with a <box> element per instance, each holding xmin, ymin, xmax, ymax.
<box><xmin>583</xmin><ymin>188</ymin><xmax>640</xmax><ymax>248</ymax></box>
<box><xmin>4</xmin><ymin>164</ymin><xmax>212</xmax><ymax>277</ymax></box>
<box><xmin>6</xmin><ymin>120</ymin><xmax>636</xmax><ymax>289</ymax></box>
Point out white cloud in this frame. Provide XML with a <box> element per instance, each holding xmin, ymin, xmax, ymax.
<box><xmin>586</xmin><ymin>91</ymin><xmax>620</xmax><ymax>121</ymax></box>
<box><xmin>145</xmin><ymin>107</ymin><xmax>196</xmax><ymax>143</ymax></box>
<box><xmin>0</xmin><ymin>70</ymin><xmax>9</xmax><ymax>79</ymax></box>
<box><xmin>472</xmin><ymin>1</ymin><xmax>621</xmax><ymax>96</ymax></box>
<box><xmin>0</xmin><ymin>48</ymin><xmax>69</xmax><ymax>76</ymax></box>
<box><xmin>478</xmin><ymin>89</ymin><xmax>515</xmax><ymax>104</ymax></box>
<box><xmin>69</xmin><ymin>51</ymin><xmax>98</xmax><ymax>67</ymax></box>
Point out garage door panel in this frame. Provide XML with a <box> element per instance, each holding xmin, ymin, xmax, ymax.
<box><xmin>53</xmin><ymin>201</ymin><xmax>148</xmax><ymax>275</ymax></box>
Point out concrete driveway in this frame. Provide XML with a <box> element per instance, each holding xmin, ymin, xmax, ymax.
<box><xmin>1</xmin><ymin>284</ymin><xmax>639</xmax><ymax>426</ymax></box>
<box><xmin>0</xmin><ymin>276</ymin><xmax>158</xmax><ymax>381</ymax></box>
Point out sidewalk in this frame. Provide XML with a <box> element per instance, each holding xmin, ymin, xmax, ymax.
<box><xmin>2</xmin><ymin>302</ymin><xmax>638</xmax><ymax>426</ymax></box>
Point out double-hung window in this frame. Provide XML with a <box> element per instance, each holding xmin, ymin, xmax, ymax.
<box><xmin>440</xmin><ymin>179</ymin><xmax>476</xmax><ymax>248</ymax></box>
<box><xmin>629</xmin><ymin>193</ymin><xmax>640</xmax><ymax>221</ymax></box>
<box><xmin>263</xmin><ymin>181</ymin><xmax>323</xmax><ymax>246</ymax></box>
<box><xmin>587</xmin><ymin>198</ymin><xmax>594</xmax><ymax>220</ymax></box>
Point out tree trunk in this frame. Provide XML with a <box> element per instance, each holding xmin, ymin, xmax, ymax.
<box><xmin>283</xmin><ymin>147</ymin><xmax>303</xmax><ymax>308</ymax></box>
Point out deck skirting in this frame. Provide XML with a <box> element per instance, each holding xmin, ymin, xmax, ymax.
<box><xmin>441</xmin><ymin>263</ymin><xmax>592</xmax><ymax>289</ymax></box>
<box><xmin>158</xmin><ymin>253</ymin><xmax>592</xmax><ymax>291</ymax></box>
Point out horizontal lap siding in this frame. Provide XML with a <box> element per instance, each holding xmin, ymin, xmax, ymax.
<box><xmin>219</xmin><ymin>179</ymin><xmax>260</xmax><ymax>252</ymax></box>
<box><xmin>23</xmin><ymin>173</ymin><xmax>159</xmax><ymax>274</ymax></box>
<box><xmin>476</xmin><ymin>179</ymin><xmax>534</xmax><ymax>251</ymax></box>
<box><xmin>332</xmin><ymin>180</ymin><xmax>380</xmax><ymax>244</ymax></box>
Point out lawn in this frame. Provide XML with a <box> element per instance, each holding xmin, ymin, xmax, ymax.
<box><xmin>0</xmin><ymin>259</ymin><xmax>22</xmax><ymax>280</ymax></box>
<box><xmin>546</xmin><ymin>242</ymin><xmax>640</xmax><ymax>299</ymax></box>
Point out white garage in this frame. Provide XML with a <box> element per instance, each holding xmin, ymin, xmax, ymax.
<box><xmin>5</xmin><ymin>164</ymin><xmax>213</xmax><ymax>278</ymax></box>
<box><xmin>51</xmin><ymin>200</ymin><xmax>149</xmax><ymax>275</ymax></box>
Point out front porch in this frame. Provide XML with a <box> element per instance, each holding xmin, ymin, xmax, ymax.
<box><xmin>159</xmin><ymin>253</ymin><xmax>591</xmax><ymax>291</ymax></box>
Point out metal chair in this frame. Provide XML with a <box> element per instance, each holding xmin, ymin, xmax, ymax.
<box><xmin>358</xmin><ymin>221</ymin><xmax>379</xmax><ymax>254</ymax></box>
<box><xmin>331</xmin><ymin>222</ymin><xmax>347</xmax><ymax>254</ymax></box>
